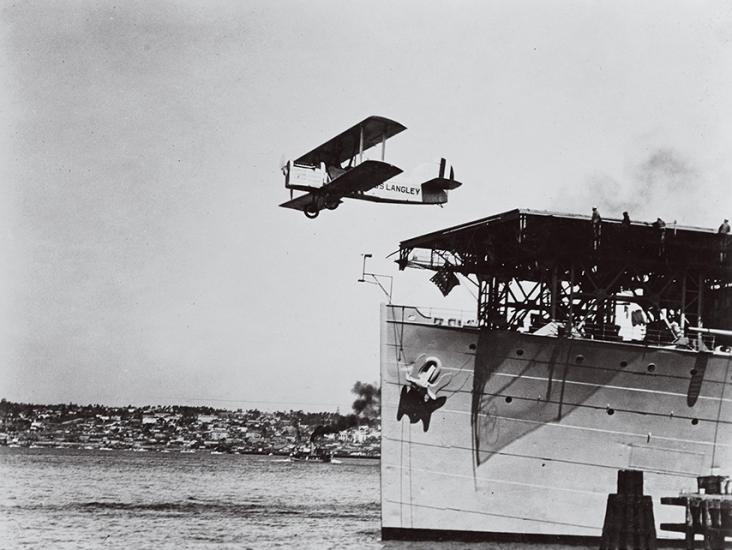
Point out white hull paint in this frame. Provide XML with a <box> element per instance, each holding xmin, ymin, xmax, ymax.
<box><xmin>381</xmin><ymin>305</ymin><xmax>732</xmax><ymax>542</ymax></box>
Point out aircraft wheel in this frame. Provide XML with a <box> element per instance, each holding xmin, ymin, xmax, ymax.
<box><xmin>304</xmin><ymin>204</ymin><xmax>320</xmax><ymax>219</ymax></box>
<box><xmin>324</xmin><ymin>197</ymin><xmax>339</xmax><ymax>210</ymax></box>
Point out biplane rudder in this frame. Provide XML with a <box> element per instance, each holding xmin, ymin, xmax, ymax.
<box><xmin>419</xmin><ymin>158</ymin><xmax>462</xmax><ymax>204</ymax></box>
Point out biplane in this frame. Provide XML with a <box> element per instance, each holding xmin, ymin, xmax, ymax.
<box><xmin>279</xmin><ymin>116</ymin><xmax>462</xmax><ymax>218</ymax></box>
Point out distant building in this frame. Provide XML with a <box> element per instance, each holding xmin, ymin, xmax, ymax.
<box><xmin>141</xmin><ymin>415</ymin><xmax>157</xmax><ymax>425</ymax></box>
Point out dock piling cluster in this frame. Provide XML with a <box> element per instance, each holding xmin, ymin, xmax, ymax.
<box><xmin>600</xmin><ymin>470</ymin><xmax>657</xmax><ymax>550</ymax></box>
<box><xmin>660</xmin><ymin>475</ymin><xmax>732</xmax><ymax>550</ymax></box>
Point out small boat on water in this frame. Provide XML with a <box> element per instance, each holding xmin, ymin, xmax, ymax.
<box><xmin>288</xmin><ymin>421</ymin><xmax>335</xmax><ymax>462</ymax></box>
<box><xmin>289</xmin><ymin>446</ymin><xmax>333</xmax><ymax>463</ymax></box>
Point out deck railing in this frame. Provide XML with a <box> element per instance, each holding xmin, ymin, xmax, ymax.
<box><xmin>398</xmin><ymin>305</ymin><xmax>725</xmax><ymax>352</ymax></box>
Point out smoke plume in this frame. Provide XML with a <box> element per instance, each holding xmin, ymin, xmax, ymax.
<box><xmin>555</xmin><ymin>147</ymin><xmax>711</xmax><ymax>225</ymax></box>
<box><xmin>309</xmin><ymin>414</ymin><xmax>358</xmax><ymax>442</ymax></box>
<box><xmin>351</xmin><ymin>381</ymin><xmax>380</xmax><ymax>421</ymax></box>
<box><xmin>308</xmin><ymin>381</ymin><xmax>381</xmax><ymax>443</ymax></box>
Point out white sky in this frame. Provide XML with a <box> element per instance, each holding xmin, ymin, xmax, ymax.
<box><xmin>2</xmin><ymin>1</ymin><xmax>731</xmax><ymax>412</ymax></box>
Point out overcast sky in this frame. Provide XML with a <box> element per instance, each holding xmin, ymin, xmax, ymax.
<box><xmin>2</xmin><ymin>1</ymin><xmax>731</xmax><ymax>412</ymax></box>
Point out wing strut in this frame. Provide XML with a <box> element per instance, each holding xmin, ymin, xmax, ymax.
<box><xmin>359</xmin><ymin>124</ymin><xmax>364</xmax><ymax>164</ymax></box>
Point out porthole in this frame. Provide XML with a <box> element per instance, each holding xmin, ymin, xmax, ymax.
<box><xmin>647</xmin><ymin>363</ymin><xmax>656</xmax><ymax>373</ymax></box>
<box><xmin>516</xmin><ymin>349</ymin><xmax>524</xmax><ymax>356</ymax></box>
<box><xmin>469</xmin><ymin>343</ymin><xmax>477</xmax><ymax>351</ymax></box>
<box><xmin>690</xmin><ymin>369</ymin><xmax>697</xmax><ymax>376</ymax></box>
<box><xmin>505</xmin><ymin>396</ymin><xmax>513</xmax><ymax>404</ymax></box>
<box><xmin>620</xmin><ymin>361</ymin><xmax>628</xmax><ymax>367</ymax></box>
<box><xmin>606</xmin><ymin>408</ymin><xmax>615</xmax><ymax>416</ymax></box>
<box><xmin>576</xmin><ymin>354</ymin><xmax>584</xmax><ymax>363</ymax></box>
<box><xmin>691</xmin><ymin>418</ymin><xmax>699</xmax><ymax>426</ymax></box>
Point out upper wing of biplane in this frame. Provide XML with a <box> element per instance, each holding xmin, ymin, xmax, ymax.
<box><xmin>280</xmin><ymin>160</ymin><xmax>402</xmax><ymax>214</ymax></box>
<box><xmin>294</xmin><ymin>116</ymin><xmax>406</xmax><ymax>167</ymax></box>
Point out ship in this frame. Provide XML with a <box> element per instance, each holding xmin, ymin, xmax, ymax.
<box><xmin>380</xmin><ymin>209</ymin><xmax>731</xmax><ymax>544</ymax></box>
<box><xmin>289</xmin><ymin>445</ymin><xmax>333</xmax><ymax>463</ymax></box>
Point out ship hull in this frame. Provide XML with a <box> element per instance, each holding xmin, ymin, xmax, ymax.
<box><xmin>380</xmin><ymin>305</ymin><xmax>731</xmax><ymax>543</ymax></box>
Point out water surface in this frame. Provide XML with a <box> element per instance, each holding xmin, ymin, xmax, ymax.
<box><xmin>1</xmin><ymin>448</ymin><xmax>594</xmax><ymax>549</ymax></box>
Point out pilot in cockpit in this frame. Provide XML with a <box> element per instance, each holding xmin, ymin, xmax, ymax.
<box><xmin>326</xmin><ymin>162</ymin><xmax>346</xmax><ymax>181</ymax></box>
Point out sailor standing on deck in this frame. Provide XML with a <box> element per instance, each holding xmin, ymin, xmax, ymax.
<box><xmin>620</xmin><ymin>211</ymin><xmax>631</xmax><ymax>253</ymax></box>
<box><xmin>591</xmin><ymin>207</ymin><xmax>602</xmax><ymax>250</ymax></box>
<box><xmin>719</xmin><ymin>218</ymin><xmax>730</xmax><ymax>263</ymax></box>
<box><xmin>653</xmin><ymin>217</ymin><xmax>666</xmax><ymax>256</ymax></box>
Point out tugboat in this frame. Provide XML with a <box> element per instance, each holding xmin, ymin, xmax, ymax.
<box><xmin>289</xmin><ymin>445</ymin><xmax>333</xmax><ymax>463</ymax></box>
<box><xmin>289</xmin><ymin>423</ymin><xmax>334</xmax><ymax>462</ymax></box>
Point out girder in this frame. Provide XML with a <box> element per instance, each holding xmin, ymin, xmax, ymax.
<box><xmin>398</xmin><ymin>209</ymin><xmax>732</xmax><ymax>346</ymax></box>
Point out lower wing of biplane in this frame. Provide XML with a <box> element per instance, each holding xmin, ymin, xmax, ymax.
<box><xmin>279</xmin><ymin>160</ymin><xmax>403</xmax><ymax>218</ymax></box>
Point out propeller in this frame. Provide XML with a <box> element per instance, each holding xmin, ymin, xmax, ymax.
<box><xmin>279</xmin><ymin>154</ymin><xmax>292</xmax><ymax>199</ymax></box>
<box><xmin>279</xmin><ymin>154</ymin><xmax>288</xmax><ymax>175</ymax></box>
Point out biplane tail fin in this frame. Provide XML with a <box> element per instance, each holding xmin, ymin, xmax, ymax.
<box><xmin>420</xmin><ymin>158</ymin><xmax>463</xmax><ymax>200</ymax></box>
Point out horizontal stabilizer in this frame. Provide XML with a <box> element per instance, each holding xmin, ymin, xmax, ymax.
<box><xmin>295</xmin><ymin>116</ymin><xmax>406</xmax><ymax>166</ymax></box>
<box><xmin>421</xmin><ymin>177</ymin><xmax>463</xmax><ymax>192</ymax></box>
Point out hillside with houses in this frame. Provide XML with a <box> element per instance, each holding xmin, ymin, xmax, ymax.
<box><xmin>0</xmin><ymin>386</ymin><xmax>381</xmax><ymax>457</ymax></box>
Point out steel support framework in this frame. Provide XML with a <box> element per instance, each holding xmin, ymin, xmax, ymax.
<box><xmin>398</xmin><ymin>210</ymin><xmax>732</xmax><ymax>344</ymax></box>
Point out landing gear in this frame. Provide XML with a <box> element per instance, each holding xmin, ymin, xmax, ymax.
<box><xmin>303</xmin><ymin>194</ymin><xmax>337</xmax><ymax>218</ymax></box>
<box><xmin>324</xmin><ymin>196</ymin><xmax>339</xmax><ymax>210</ymax></box>
<box><xmin>304</xmin><ymin>202</ymin><xmax>320</xmax><ymax>219</ymax></box>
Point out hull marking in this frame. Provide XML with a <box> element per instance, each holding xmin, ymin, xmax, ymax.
<box><xmin>494</xmin><ymin>372</ymin><xmax>732</xmax><ymax>403</ymax></box>
<box><xmin>388</xmin><ymin>405</ymin><xmax>731</xmax><ymax>448</ymax></box>
<box><xmin>383</xmin><ymin>498</ymin><xmax>600</xmax><ymax>532</ymax></box>
<box><xmin>383</xmin><ymin>435</ymin><xmax>703</xmax><ymax>478</ymax></box>
<box><xmin>384</xmin><ymin>462</ymin><xmax>607</xmax><ymax>495</ymax></box>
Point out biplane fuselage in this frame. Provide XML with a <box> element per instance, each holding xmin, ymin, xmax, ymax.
<box><xmin>279</xmin><ymin>116</ymin><xmax>461</xmax><ymax>218</ymax></box>
<box><xmin>285</xmin><ymin>160</ymin><xmax>451</xmax><ymax>204</ymax></box>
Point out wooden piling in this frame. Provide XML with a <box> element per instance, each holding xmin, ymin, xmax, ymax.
<box><xmin>660</xmin><ymin>475</ymin><xmax>731</xmax><ymax>550</ymax></box>
<box><xmin>600</xmin><ymin>469</ymin><xmax>657</xmax><ymax>550</ymax></box>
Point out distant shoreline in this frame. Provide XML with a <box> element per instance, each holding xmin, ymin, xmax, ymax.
<box><xmin>0</xmin><ymin>444</ymin><xmax>380</xmax><ymax>460</ymax></box>
<box><xmin>1</xmin><ymin>399</ymin><xmax>381</xmax><ymax>458</ymax></box>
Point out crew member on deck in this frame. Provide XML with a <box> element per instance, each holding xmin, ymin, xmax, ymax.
<box><xmin>719</xmin><ymin>218</ymin><xmax>730</xmax><ymax>263</ymax></box>
<box><xmin>591</xmin><ymin>207</ymin><xmax>602</xmax><ymax>251</ymax></box>
<box><xmin>653</xmin><ymin>217</ymin><xmax>666</xmax><ymax>256</ymax></box>
<box><xmin>621</xmin><ymin>212</ymin><xmax>631</xmax><ymax>254</ymax></box>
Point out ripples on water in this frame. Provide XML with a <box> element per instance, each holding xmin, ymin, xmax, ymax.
<box><xmin>1</xmin><ymin>448</ymin><xmax>380</xmax><ymax>549</ymax></box>
<box><xmin>0</xmin><ymin>449</ymin><xmax>590</xmax><ymax>549</ymax></box>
